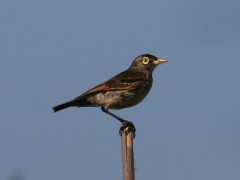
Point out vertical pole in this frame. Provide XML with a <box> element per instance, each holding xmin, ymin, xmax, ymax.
<box><xmin>121</xmin><ymin>132</ymin><xmax>128</xmax><ymax>180</ymax></box>
<box><xmin>121</xmin><ymin>127</ymin><xmax>135</xmax><ymax>180</ymax></box>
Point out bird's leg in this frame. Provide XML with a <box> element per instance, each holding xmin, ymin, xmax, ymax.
<box><xmin>101</xmin><ymin>107</ymin><xmax>125</xmax><ymax>123</ymax></box>
<box><xmin>101</xmin><ymin>107</ymin><xmax>136</xmax><ymax>137</ymax></box>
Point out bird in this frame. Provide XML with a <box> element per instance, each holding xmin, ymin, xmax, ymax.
<box><xmin>53</xmin><ymin>54</ymin><xmax>168</xmax><ymax>136</ymax></box>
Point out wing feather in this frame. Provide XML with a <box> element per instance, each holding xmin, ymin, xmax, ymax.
<box><xmin>75</xmin><ymin>70</ymin><xmax>147</xmax><ymax>100</ymax></box>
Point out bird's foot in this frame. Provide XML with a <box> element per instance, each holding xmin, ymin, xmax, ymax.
<box><xmin>119</xmin><ymin>120</ymin><xmax>136</xmax><ymax>138</ymax></box>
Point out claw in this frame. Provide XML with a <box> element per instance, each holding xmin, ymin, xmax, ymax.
<box><xmin>119</xmin><ymin>120</ymin><xmax>136</xmax><ymax>138</ymax></box>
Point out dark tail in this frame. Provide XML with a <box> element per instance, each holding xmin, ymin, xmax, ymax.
<box><xmin>53</xmin><ymin>98</ymin><xmax>90</xmax><ymax>112</ymax></box>
<box><xmin>53</xmin><ymin>100</ymin><xmax>76</xmax><ymax>112</ymax></box>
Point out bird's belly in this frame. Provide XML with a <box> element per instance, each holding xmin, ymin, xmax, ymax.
<box><xmin>87</xmin><ymin>88</ymin><xmax>150</xmax><ymax>109</ymax></box>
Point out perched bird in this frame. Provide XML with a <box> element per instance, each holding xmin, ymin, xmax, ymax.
<box><xmin>53</xmin><ymin>54</ymin><xmax>168</xmax><ymax>135</ymax></box>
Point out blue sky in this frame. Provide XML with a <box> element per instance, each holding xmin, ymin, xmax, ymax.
<box><xmin>1</xmin><ymin>0</ymin><xmax>240</xmax><ymax>179</ymax></box>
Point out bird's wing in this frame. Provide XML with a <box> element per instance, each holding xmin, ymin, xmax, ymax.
<box><xmin>75</xmin><ymin>70</ymin><xmax>147</xmax><ymax>99</ymax></box>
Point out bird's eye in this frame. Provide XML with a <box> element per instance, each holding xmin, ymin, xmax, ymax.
<box><xmin>142</xmin><ymin>57</ymin><xmax>149</xmax><ymax>64</ymax></box>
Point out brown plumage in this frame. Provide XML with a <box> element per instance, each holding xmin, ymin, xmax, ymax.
<box><xmin>53</xmin><ymin>54</ymin><xmax>168</xmax><ymax>135</ymax></box>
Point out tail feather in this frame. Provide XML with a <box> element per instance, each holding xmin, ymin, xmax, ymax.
<box><xmin>53</xmin><ymin>98</ymin><xmax>90</xmax><ymax>112</ymax></box>
<box><xmin>53</xmin><ymin>100</ymin><xmax>76</xmax><ymax>112</ymax></box>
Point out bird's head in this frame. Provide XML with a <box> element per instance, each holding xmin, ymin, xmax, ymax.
<box><xmin>129</xmin><ymin>54</ymin><xmax>168</xmax><ymax>73</ymax></box>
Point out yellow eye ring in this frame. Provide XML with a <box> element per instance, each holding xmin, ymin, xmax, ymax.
<box><xmin>142</xmin><ymin>57</ymin><xmax>149</xmax><ymax>64</ymax></box>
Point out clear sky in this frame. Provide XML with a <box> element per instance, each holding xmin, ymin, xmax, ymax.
<box><xmin>1</xmin><ymin>0</ymin><xmax>240</xmax><ymax>180</ymax></box>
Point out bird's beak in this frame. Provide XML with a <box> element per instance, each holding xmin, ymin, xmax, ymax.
<box><xmin>153</xmin><ymin>59</ymin><xmax>168</xmax><ymax>65</ymax></box>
